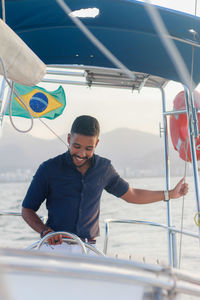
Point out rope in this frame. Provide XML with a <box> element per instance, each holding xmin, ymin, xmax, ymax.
<box><xmin>8</xmin><ymin>82</ymin><xmax>34</xmax><ymax>133</ymax></box>
<box><xmin>0</xmin><ymin>5</ymin><xmax>65</xmax><ymax>141</ymax></box>
<box><xmin>0</xmin><ymin>57</ymin><xmax>68</xmax><ymax>146</ymax></box>
<box><xmin>0</xmin><ymin>57</ymin><xmax>34</xmax><ymax>132</ymax></box>
<box><xmin>178</xmin><ymin>109</ymin><xmax>191</xmax><ymax>268</ymax></box>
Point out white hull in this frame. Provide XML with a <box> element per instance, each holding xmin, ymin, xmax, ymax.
<box><xmin>0</xmin><ymin>248</ymin><xmax>200</xmax><ymax>300</ymax></box>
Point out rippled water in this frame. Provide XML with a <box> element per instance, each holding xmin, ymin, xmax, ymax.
<box><xmin>0</xmin><ymin>176</ymin><xmax>199</xmax><ymax>275</ymax></box>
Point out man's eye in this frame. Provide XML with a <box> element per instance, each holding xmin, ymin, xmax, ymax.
<box><xmin>86</xmin><ymin>148</ymin><xmax>93</xmax><ymax>151</ymax></box>
<box><xmin>74</xmin><ymin>145</ymin><xmax>80</xmax><ymax>149</ymax></box>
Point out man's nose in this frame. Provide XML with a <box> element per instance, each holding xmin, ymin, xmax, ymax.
<box><xmin>77</xmin><ymin>148</ymin><xmax>86</xmax><ymax>157</ymax></box>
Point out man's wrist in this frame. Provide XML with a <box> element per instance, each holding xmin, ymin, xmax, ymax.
<box><xmin>163</xmin><ymin>190</ymin><xmax>170</xmax><ymax>202</ymax></box>
<box><xmin>40</xmin><ymin>227</ymin><xmax>52</xmax><ymax>238</ymax></box>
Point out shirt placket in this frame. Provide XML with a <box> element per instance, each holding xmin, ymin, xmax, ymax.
<box><xmin>76</xmin><ymin>175</ymin><xmax>85</xmax><ymax>236</ymax></box>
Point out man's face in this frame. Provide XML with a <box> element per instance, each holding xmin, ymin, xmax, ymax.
<box><xmin>68</xmin><ymin>133</ymin><xmax>99</xmax><ymax>168</ymax></box>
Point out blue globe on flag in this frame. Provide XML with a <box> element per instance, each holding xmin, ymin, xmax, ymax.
<box><xmin>7</xmin><ymin>84</ymin><xmax>66</xmax><ymax>119</ymax></box>
<box><xmin>29</xmin><ymin>92</ymin><xmax>49</xmax><ymax>113</ymax></box>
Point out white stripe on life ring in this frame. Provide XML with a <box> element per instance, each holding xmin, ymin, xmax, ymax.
<box><xmin>174</xmin><ymin>113</ymin><xmax>179</xmax><ymax>120</ymax></box>
<box><xmin>176</xmin><ymin>138</ymin><xmax>182</xmax><ymax>152</ymax></box>
<box><xmin>196</xmin><ymin>144</ymin><xmax>200</xmax><ymax>151</ymax></box>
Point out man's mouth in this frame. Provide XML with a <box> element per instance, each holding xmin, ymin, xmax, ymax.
<box><xmin>72</xmin><ymin>155</ymin><xmax>89</xmax><ymax>165</ymax></box>
<box><xmin>73</xmin><ymin>155</ymin><xmax>88</xmax><ymax>161</ymax></box>
<box><xmin>75</xmin><ymin>156</ymin><xmax>86</xmax><ymax>161</ymax></box>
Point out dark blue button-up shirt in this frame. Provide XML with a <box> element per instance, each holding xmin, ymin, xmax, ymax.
<box><xmin>22</xmin><ymin>151</ymin><xmax>129</xmax><ymax>238</ymax></box>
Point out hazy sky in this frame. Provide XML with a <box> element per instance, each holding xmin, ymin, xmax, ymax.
<box><xmin>2</xmin><ymin>0</ymin><xmax>200</xmax><ymax>140</ymax></box>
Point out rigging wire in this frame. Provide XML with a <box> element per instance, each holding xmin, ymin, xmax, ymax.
<box><xmin>143</xmin><ymin>0</ymin><xmax>200</xmax><ymax>267</ymax></box>
<box><xmin>195</xmin><ymin>0</ymin><xmax>198</xmax><ymax>16</ymax></box>
<box><xmin>143</xmin><ymin>0</ymin><xmax>195</xmax><ymax>92</ymax></box>
<box><xmin>1</xmin><ymin>0</ymin><xmax>6</xmax><ymax>22</ymax></box>
<box><xmin>178</xmin><ymin>145</ymin><xmax>188</xmax><ymax>268</ymax></box>
<box><xmin>56</xmin><ymin>0</ymin><xmax>136</xmax><ymax>82</ymax></box>
<box><xmin>178</xmin><ymin>0</ymin><xmax>198</xmax><ymax>268</ymax></box>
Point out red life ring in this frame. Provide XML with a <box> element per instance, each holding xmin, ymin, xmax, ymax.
<box><xmin>170</xmin><ymin>91</ymin><xmax>200</xmax><ymax>162</ymax></box>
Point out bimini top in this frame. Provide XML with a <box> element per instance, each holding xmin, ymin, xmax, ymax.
<box><xmin>1</xmin><ymin>0</ymin><xmax>200</xmax><ymax>87</ymax></box>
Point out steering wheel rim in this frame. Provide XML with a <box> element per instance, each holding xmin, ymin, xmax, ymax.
<box><xmin>36</xmin><ymin>231</ymin><xmax>87</xmax><ymax>254</ymax></box>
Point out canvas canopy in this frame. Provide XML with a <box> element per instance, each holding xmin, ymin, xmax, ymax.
<box><xmin>1</xmin><ymin>0</ymin><xmax>200</xmax><ymax>86</ymax></box>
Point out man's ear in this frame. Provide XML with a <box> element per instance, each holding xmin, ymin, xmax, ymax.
<box><xmin>67</xmin><ymin>133</ymin><xmax>71</xmax><ymax>145</ymax></box>
<box><xmin>95</xmin><ymin>139</ymin><xmax>99</xmax><ymax>147</ymax></box>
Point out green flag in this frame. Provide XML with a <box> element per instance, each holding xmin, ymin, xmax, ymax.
<box><xmin>6</xmin><ymin>83</ymin><xmax>66</xmax><ymax>119</ymax></box>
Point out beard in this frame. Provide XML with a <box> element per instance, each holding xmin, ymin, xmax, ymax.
<box><xmin>70</xmin><ymin>153</ymin><xmax>92</xmax><ymax>168</ymax></box>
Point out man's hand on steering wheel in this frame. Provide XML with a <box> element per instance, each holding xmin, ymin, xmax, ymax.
<box><xmin>41</xmin><ymin>228</ymin><xmax>73</xmax><ymax>245</ymax></box>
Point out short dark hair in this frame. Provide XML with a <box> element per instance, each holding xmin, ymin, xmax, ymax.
<box><xmin>71</xmin><ymin>115</ymin><xmax>100</xmax><ymax>137</ymax></box>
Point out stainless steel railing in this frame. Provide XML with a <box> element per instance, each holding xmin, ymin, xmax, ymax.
<box><xmin>0</xmin><ymin>211</ymin><xmax>47</xmax><ymax>223</ymax></box>
<box><xmin>103</xmin><ymin>218</ymin><xmax>199</xmax><ymax>267</ymax></box>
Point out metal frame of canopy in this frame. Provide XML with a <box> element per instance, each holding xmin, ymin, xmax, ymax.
<box><xmin>44</xmin><ymin>65</ymin><xmax>169</xmax><ymax>90</ymax></box>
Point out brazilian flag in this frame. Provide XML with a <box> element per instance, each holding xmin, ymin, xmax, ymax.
<box><xmin>6</xmin><ymin>83</ymin><xmax>66</xmax><ymax>119</ymax></box>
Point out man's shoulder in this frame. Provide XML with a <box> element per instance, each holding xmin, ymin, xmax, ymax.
<box><xmin>94</xmin><ymin>154</ymin><xmax>111</xmax><ymax>167</ymax></box>
<box><xmin>40</xmin><ymin>152</ymin><xmax>67</xmax><ymax>170</ymax></box>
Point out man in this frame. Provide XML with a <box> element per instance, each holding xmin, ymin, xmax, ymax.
<box><xmin>22</xmin><ymin>115</ymin><xmax>188</xmax><ymax>248</ymax></box>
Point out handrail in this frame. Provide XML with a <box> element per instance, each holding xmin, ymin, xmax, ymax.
<box><xmin>103</xmin><ymin>219</ymin><xmax>199</xmax><ymax>255</ymax></box>
<box><xmin>0</xmin><ymin>211</ymin><xmax>22</xmax><ymax>216</ymax></box>
<box><xmin>0</xmin><ymin>211</ymin><xmax>47</xmax><ymax>223</ymax></box>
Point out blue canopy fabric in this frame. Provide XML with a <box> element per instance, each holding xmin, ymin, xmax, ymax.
<box><xmin>1</xmin><ymin>0</ymin><xmax>200</xmax><ymax>85</ymax></box>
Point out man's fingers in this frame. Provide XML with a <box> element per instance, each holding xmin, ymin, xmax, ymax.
<box><xmin>58</xmin><ymin>234</ymin><xmax>63</xmax><ymax>244</ymax></box>
<box><xmin>48</xmin><ymin>234</ymin><xmax>63</xmax><ymax>245</ymax></box>
<box><xmin>182</xmin><ymin>183</ymin><xmax>189</xmax><ymax>194</ymax></box>
<box><xmin>47</xmin><ymin>237</ymin><xmax>53</xmax><ymax>245</ymax></box>
<box><xmin>177</xmin><ymin>177</ymin><xmax>185</xmax><ymax>187</ymax></box>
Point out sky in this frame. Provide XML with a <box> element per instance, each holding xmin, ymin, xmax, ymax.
<box><xmin>1</xmin><ymin>0</ymin><xmax>200</xmax><ymax>140</ymax></box>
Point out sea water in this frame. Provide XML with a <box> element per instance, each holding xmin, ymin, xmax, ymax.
<box><xmin>0</xmin><ymin>176</ymin><xmax>199</xmax><ymax>274</ymax></box>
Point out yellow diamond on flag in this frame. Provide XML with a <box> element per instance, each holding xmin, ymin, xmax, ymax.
<box><xmin>6</xmin><ymin>83</ymin><xmax>66</xmax><ymax>120</ymax></box>
<box><xmin>15</xmin><ymin>88</ymin><xmax>63</xmax><ymax>118</ymax></box>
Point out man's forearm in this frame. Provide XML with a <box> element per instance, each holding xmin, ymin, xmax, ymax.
<box><xmin>21</xmin><ymin>207</ymin><xmax>49</xmax><ymax>234</ymax></box>
<box><xmin>122</xmin><ymin>188</ymin><xmax>165</xmax><ymax>204</ymax></box>
<box><xmin>121</xmin><ymin>178</ymin><xmax>188</xmax><ymax>204</ymax></box>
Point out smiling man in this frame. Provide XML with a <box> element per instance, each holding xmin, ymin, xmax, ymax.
<box><xmin>22</xmin><ymin>115</ymin><xmax>188</xmax><ymax>251</ymax></box>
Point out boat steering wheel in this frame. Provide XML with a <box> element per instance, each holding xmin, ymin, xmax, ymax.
<box><xmin>36</xmin><ymin>231</ymin><xmax>87</xmax><ymax>254</ymax></box>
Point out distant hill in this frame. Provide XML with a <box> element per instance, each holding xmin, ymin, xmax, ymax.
<box><xmin>0</xmin><ymin>123</ymin><xmax>190</xmax><ymax>179</ymax></box>
<box><xmin>0</xmin><ymin>124</ymin><xmax>66</xmax><ymax>171</ymax></box>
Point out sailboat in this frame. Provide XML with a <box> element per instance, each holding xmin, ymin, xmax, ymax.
<box><xmin>0</xmin><ymin>0</ymin><xmax>200</xmax><ymax>299</ymax></box>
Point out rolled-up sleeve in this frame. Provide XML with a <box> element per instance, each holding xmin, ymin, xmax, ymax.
<box><xmin>104</xmin><ymin>164</ymin><xmax>129</xmax><ymax>197</ymax></box>
<box><xmin>22</xmin><ymin>163</ymin><xmax>48</xmax><ymax>211</ymax></box>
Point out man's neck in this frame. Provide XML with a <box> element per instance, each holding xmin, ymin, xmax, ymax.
<box><xmin>77</xmin><ymin>160</ymin><xmax>92</xmax><ymax>176</ymax></box>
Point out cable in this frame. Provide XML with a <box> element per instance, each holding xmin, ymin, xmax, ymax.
<box><xmin>1</xmin><ymin>0</ymin><xmax>6</xmax><ymax>22</ymax></box>
<box><xmin>179</xmin><ymin>0</ymin><xmax>200</xmax><ymax>268</ymax></box>
<box><xmin>56</xmin><ymin>0</ymin><xmax>136</xmax><ymax>82</ymax></box>
<box><xmin>143</xmin><ymin>0</ymin><xmax>195</xmax><ymax>92</ymax></box>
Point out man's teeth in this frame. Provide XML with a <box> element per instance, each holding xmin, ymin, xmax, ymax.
<box><xmin>76</xmin><ymin>156</ymin><xmax>84</xmax><ymax>161</ymax></box>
